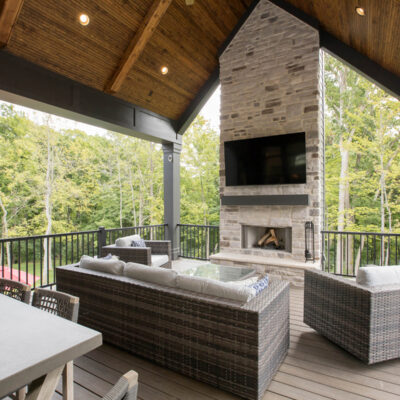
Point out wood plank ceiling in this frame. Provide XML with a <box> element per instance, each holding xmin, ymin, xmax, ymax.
<box><xmin>0</xmin><ymin>0</ymin><xmax>399</xmax><ymax>123</ymax></box>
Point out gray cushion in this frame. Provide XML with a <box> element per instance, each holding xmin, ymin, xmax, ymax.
<box><xmin>115</xmin><ymin>235</ymin><xmax>141</xmax><ymax>247</ymax></box>
<box><xmin>124</xmin><ymin>262</ymin><xmax>177</xmax><ymax>287</ymax></box>
<box><xmin>176</xmin><ymin>274</ymin><xmax>256</xmax><ymax>302</ymax></box>
<box><xmin>151</xmin><ymin>255</ymin><xmax>169</xmax><ymax>268</ymax></box>
<box><xmin>80</xmin><ymin>255</ymin><xmax>125</xmax><ymax>275</ymax></box>
<box><xmin>356</xmin><ymin>265</ymin><xmax>400</xmax><ymax>287</ymax></box>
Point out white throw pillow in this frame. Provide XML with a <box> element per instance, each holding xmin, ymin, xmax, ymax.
<box><xmin>115</xmin><ymin>235</ymin><xmax>141</xmax><ymax>247</ymax></box>
<box><xmin>226</xmin><ymin>276</ymin><xmax>259</xmax><ymax>286</ymax></box>
<box><xmin>356</xmin><ymin>265</ymin><xmax>400</xmax><ymax>287</ymax></box>
<box><xmin>80</xmin><ymin>255</ymin><xmax>125</xmax><ymax>275</ymax></box>
<box><xmin>124</xmin><ymin>262</ymin><xmax>177</xmax><ymax>287</ymax></box>
<box><xmin>176</xmin><ymin>274</ymin><xmax>256</xmax><ymax>302</ymax></box>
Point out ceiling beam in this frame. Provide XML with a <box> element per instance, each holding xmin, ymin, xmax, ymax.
<box><xmin>105</xmin><ymin>0</ymin><xmax>173</xmax><ymax>94</ymax></box>
<box><xmin>0</xmin><ymin>0</ymin><xmax>24</xmax><ymax>47</ymax></box>
<box><xmin>0</xmin><ymin>51</ymin><xmax>180</xmax><ymax>144</ymax></box>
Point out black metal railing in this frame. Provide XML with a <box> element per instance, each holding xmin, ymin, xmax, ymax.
<box><xmin>0</xmin><ymin>224</ymin><xmax>168</xmax><ymax>289</ymax></box>
<box><xmin>178</xmin><ymin>224</ymin><xmax>219</xmax><ymax>260</ymax></box>
<box><xmin>104</xmin><ymin>224</ymin><xmax>167</xmax><ymax>244</ymax></box>
<box><xmin>321</xmin><ymin>230</ymin><xmax>400</xmax><ymax>277</ymax></box>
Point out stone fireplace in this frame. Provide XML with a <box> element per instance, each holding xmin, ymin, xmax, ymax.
<box><xmin>210</xmin><ymin>0</ymin><xmax>323</xmax><ymax>285</ymax></box>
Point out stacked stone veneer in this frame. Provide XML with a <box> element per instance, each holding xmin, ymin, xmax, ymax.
<box><xmin>218</xmin><ymin>0</ymin><xmax>323</xmax><ymax>266</ymax></box>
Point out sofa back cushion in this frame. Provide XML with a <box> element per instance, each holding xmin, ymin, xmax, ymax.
<box><xmin>115</xmin><ymin>234</ymin><xmax>141</xmax><ymax>247</ymax></box>
<box><xmin>176</xmin><ymin>275</ymin><xmax>256</xmax><ymax>302</ymax></box>
<box><xmin>356</xmin><ymin>265</ymin><xmax>400</xmax><ymax>287</ymax></box>
<box><xmin>80</xmin><ymin>255</ymin><xmax>125</xmax><ymax>275</ymax></box>
<box><xmin>124</xmin><ymin>262</ymin><xmax>177</xmax><ymax>287</ymax></box>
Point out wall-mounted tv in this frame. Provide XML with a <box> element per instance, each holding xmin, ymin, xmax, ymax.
<box><xmin>224</xmin><ymin>132</ymin><xmax>306</xmax><ymax>186</ymax></box>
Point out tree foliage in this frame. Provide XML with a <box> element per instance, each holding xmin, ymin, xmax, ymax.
<box><xmin>0</xmin><ymin>105</ymin><xmax>220</xmax><ymax>238</ymax></box>
<box><xmin>324</xmin><ymin>53</ymin><xmax>400</xmax><ymax>234</ymax></box>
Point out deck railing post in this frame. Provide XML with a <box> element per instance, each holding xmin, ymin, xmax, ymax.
<box><xmin>97</xmin><ymin>227</ymin><xmax>107</xmax><ymax>256</ymax></box>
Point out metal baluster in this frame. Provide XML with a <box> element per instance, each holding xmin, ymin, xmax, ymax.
<box><xmin>1</xmin><ymin>242</ymin><xmax>4</xmax><ymax>278</ymax></box>
<box><xmin>40</xmin><ymin>238</ymin><xmax>43</xmax><ymax>287</ymax></box>
<box><xmin>46</xmin><ymin>237</ymin><xmax>50</xmax><ymax>285</ymax></box>
<box><xmin>33</xmin><ymin>239</ymin><xmax>36</xmax><ymax>287</ymax></box>
<box><xmin>17</xmin><ymin>240</ymin><xmax>21</xmax><ymax>282</ymax></box>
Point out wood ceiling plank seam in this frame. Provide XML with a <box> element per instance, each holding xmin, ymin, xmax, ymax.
<box><xmin>0</xmin><ymin>0</ymin><xmax>25</xmax><ymax>47</ymax></box>
<box><xmin>10</xmin><ymin>21</ymin><xmax>115</xmax><ymax>89</ymax></box>
<box><xmin>227</xmin><ymin>0</ymin><xmax>248</xmax><ymax>20</ymax></box>
<box><xmin>105</xmin><ymin>0</ymin><xmax>173</xmax><ymax>94</ymax></box>
<box><xmin>11</xmin><ymin>2</ymin><xmax>132</xmax><ymax>64</ymax></box>
<box><xmin>178</xmin><ymin>0</ymin><xmax>227</xmax><ymax>43</ymax></box>
<box><xmin>133</xmin><ymin>62</ymin><xmax>194</xmax><ymax>100</ymax></box>
<box><xmin>159</xmin><ymin>1</ymin><xmax>220</xmax><ymax>60</ymax></box>
<box><xmin>126</xmin><ymin>66</ymin><xmax>190</xmax><ymax>104</ymax></box>
<box><xmin>118</xmin><ymin>75</ymin><xmax>189</xmax><ymax>119</ymax></box>
<box><xmin>202</xmin><ymin>0</ymin><xmax>242</xmax><ymax>33</ymax></box>
<box><xmin>151</xmin><ymin>31</ymin><xmax>213</xmax><ymax>79</ymax></box>
<box><xmin>134</xmin><ymin>45</ymin><xmax>201</xmax><ymax>97</ymax></box>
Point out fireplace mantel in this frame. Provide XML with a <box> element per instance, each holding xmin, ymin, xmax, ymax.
<box><xmin>221</xmin><ymin>195</ymin><xmax>309</xmax><ymax>206</ymax></box>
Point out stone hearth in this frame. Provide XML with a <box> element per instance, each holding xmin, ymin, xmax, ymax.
<box><xmin>212</xmin><ymin>0</ymin><xmax>323</xmax><ymax>286</ymax></box>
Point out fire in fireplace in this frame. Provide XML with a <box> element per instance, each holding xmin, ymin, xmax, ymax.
<box><xmin>242</xmin><ymin>225</ymin><xmax>292</xmax><ymax>253</ymax></box>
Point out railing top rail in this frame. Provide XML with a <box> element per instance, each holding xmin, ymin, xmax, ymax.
<box><xmin>0</xmin><ymin>230</ymin><xmax>99</xmax><ymax>243</ymax></box>
<box><xmin>104</xmin><ymin>224</ymin><xmax>167</xmax><ymax>232</ymax></box>
<box><xmin>322</xmin><ymin>230</ymin><xmax>400</xmax><ymax>237</ymax></box>
<box><xmin>177</xmin><ymin>223</ymin><xmax>219</xmax><ymax>228</ymax></box>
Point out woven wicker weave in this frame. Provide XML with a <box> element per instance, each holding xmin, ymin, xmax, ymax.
<box><xmin>101</xmin><ymin>240</ymin><xmax>171</xmax><ymax>268</ymax></box>
<box><xmin>0</xmin><ymin>278</ymin><xmax>31</xmax><ymax>304</ymax></box>
<box><xmin>32</xmin><ymin>288</ymin><xmax>79</xmax><ymax>322</ymax></box>
<box><xmin>56</xmin><ymin>264</ymin><xmax>289</xmax><ymax>400</ymax></box>
<box><xmin>304</xmin><ymin>269</ymin><xmax>400</xmax><ymax>364</ymax></box>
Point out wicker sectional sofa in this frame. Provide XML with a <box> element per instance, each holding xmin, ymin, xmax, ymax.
<box><xmin>304</xmin><ymin>269</ymin><xmax>400</xmax><ymax>364</ymax></box>
<box><xmin>56</xmin><ymin>264</ymin><xmax>289</xmax><ymax>400</ymax></box>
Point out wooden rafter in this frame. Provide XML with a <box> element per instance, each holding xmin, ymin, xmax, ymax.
<box><xmin>105</xmin><ymin>0</ymin><xmax>173</xmax><ymax>94</ymax></box>
<box><xmin>0</xmin><ymin>0</ymin><xmax>24</xmax><ymax>47</ymax></box>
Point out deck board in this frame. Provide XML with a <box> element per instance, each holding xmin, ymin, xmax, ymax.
<box><xmin>53</xmin><ymin>288</ymin><xmax>400</xmax><ymax>400</ymax></box>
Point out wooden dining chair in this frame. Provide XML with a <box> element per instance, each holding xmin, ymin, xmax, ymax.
<box><xmin>32</xmin><ymin>288</ymin><xmax>80</xmax><ymax>400</ymax></box>
<box><xmin>0</xmin><ymin>278</ymin><xmax>31</xmax><ymax>304</ymax></box>
<box><xmin>102</xmin><ymin>371</ymin><xmax>138</xmax><ymax>400</ymax></box>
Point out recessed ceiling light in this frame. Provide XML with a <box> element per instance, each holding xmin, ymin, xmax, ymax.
<box><xmin>355</xmin><ymin>7</ymin><xmax>365</xmax><ymax>16</ymax></box>
<box><xmin>79</xmin><ymin>13</ymin><xmax>90</xmax><ymax>26</ymax></box>
<box><xmin>161</xmin><ymin>66</ymin><xmax>169</xmax><ymax>75</ymax></box>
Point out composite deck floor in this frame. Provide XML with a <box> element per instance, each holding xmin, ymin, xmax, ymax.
<box><xmin>52</xmin><ymin>287</ymin><xmax>400</xmax><ymax>400</ymax></box>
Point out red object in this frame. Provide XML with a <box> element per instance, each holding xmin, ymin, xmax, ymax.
<box><xmin>0</xmin><ymin>266</ymin><xmax>38</xmax><ymax>285</ymax></box>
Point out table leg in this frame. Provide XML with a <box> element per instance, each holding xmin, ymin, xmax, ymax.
<box><xmin>25</xmin><ymin>365</ymin><xmax>64</xmax><ymax>400</ymax></box>
<box><xmin>62</xmin><ymin>362</ymin><xmax>74</xmax><ymax>400</ymax></box>
<box><xmin>17</xmin><ymin>386</ymin><xmax>26</xmax><ymax>400</ymax></box>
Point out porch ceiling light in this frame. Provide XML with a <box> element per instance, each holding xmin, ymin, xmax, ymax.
<box><xmin>161</xmin><ymin>66</ymin><xmax>169</xmax><ymax>75</ymax></box>
<box><xmin>79</xmin><ymin>13</ymin><xmax>90</xmax><ymax>26</ymax></box>
<box><xmin>355</xmin><ymin>7</ymin><xmax>366</xmax><ymax>16</ymax></box>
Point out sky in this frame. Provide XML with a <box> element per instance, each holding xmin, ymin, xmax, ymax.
<box><xmin>0</xmin><ymin>86</ymin><xmax>221</xmax><ymax>136</ymax></box>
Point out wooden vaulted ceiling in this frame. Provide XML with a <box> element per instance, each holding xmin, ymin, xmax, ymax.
<box><xmin>0</xmin><ymin>0</ymin><xmax>399</xmax><ymax>126</ymax></box>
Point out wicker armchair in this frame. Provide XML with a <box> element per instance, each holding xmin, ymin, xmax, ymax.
<box><xmin>102</xmin><ymin>240</ymin><xmax>171</xmax><ymax>268</ymax></box>
<box><xmin>0</xmin><ymin>277</ymin><xmax>31</xmax><ymax>304</ymax></box>
<box><xmin>304</xmin><ymin>269</ymin><xmax>400</xmax><ymax>364</ymax></box>
<box><xmin>32</xmin><ymin>288</ymin><xmax>80</xmax><ymax>400</ymax></box>
<box><xmin>102</xmin><ymin>371</ymin><xmax>138</xmax><ymax>400</ymax></box>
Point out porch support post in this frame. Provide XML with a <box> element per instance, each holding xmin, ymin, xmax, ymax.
<box><xmin>163</xmin><ymin>142</ymin><xmax>181</xmax><ymax>260</ymax></box>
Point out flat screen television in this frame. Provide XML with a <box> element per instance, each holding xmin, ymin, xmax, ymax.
<box><xmin>224</xmin><ymin>132</ymin><xmax>306</xmax><ymax>186</ymax></box>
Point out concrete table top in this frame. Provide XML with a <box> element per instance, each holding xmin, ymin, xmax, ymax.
<box><xmin>0</xmin><ymin>293</ymin><xmax>102</xmax><ymax>397</ymax></box>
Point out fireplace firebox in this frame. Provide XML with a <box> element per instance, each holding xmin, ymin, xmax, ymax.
<box><xmin>241</xmin><ymin>225</ymin><xmax>292</xmax><ymax>253</ymax></box>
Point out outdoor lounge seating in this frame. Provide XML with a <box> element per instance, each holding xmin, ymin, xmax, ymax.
<box><xmin>56</xmin><ymin>263</ymin><xmax>290</xmax><ymax>400</ymax></box>
<box><xmin>101</xmin><ymin>234</ymin><xmax>171</xmax><ymax>268</ymax></box>
<box><xmin>304</xmin><ymin>268</ymin><xmax>400</xmax><ymax>364</ymax></box>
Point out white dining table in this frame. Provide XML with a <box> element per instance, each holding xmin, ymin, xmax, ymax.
<box><xmin>0</xmin><ymin>293</ymin><xmax>102</xmax><ymax>399</ymax></box>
